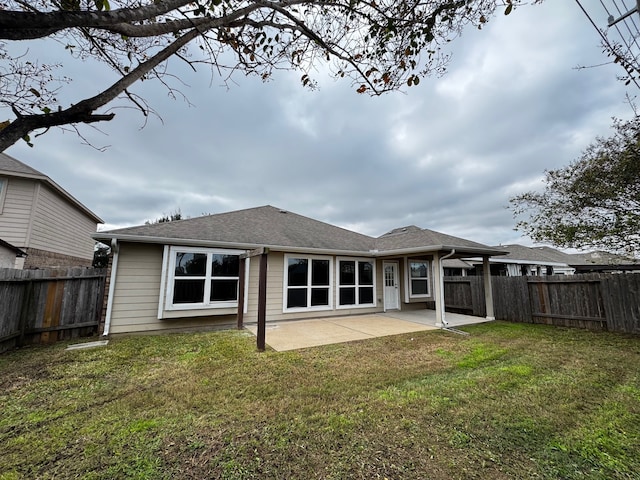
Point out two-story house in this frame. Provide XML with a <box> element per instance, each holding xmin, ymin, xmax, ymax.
<box><xmin>0</xmin><ymin>153</ymin><xmax>103</xmax><ymax>269</ymax></box>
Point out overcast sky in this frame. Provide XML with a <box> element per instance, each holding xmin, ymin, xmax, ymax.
<box><xmin>5</xmin><ymin>1</ymin><xmax>637</xmax><ymax>248</ymax></box>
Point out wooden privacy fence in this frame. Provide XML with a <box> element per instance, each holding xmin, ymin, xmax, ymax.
<box><xmin>444</xmin><ymin>274</ymin><xmax>640</xmax><ymax>334</ymax></box>
<box><xmin>443</xmin><ymin>276</ymin><xmax>486</xmax><ymax>317</ymax></box>
<box><xmin>0</xmin><ymin>267</ymin><xmax>107</xmax><ymax>353</ymax></box>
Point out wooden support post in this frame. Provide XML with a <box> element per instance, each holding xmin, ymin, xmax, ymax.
<box><xmin>237</xmin><ymin>257</ymin><xmax>246</xmax><ymax>330</ymax></box>
<box><xmin>483</xmin><ymin>256</ymin><xmax>495</xmax><ymax>320</ymax></box>
<box><xmin>257</xmin><ymin>251</ymin><xmax>268</xmax><ymax>352</ymax></box>
<box><xmin>433</xmin><ymin>253</ymin><xmax>446</xmax><ymax>327</ymax></box>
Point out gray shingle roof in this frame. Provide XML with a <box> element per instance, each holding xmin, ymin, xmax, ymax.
<box><xmin>520</xmin><ymin>246</ymin><xmax>639</xmax><ymax>266</ymax></box>
<box><xmin>101</xmin><ymin>205</ymin><xmax>375</xmax><ymax>252</ymax></box>
<box><xmin>376</xmin><ymin>225</ymin><xmax>497</xmax><ymax>252</ymax></box>
<box><xmin>492</xmin><ymin>244</ymin><xmax>568</xmax><ymax>264</ymax></box>
<box><xmin>0</xmin><ymin>153</ymin><xmax>46</xmax><ymax>177</ymax></box>
<box><xmin>96</xmin><ymin>205</ymin><xmax>504</xmax><ymax>256</ymax></box>
<box><xmin>529</xmin><ymin>246</ymin><xmax>575</xmax><ymax>263</ymax></box>
<box><xmin>569</xmin><ymin>250</ymin><xmax>640</xmax><ymax>266</ymax></box>
<box><xmin>0</xmin><ymin>238</ymin><xmax>27</xmax><ymax>256</ymax></box>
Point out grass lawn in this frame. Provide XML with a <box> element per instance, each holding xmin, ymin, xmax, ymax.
<box><xmin>1</xmin><ymin>321</ymin><xmax>639</xmax><ymax>479</ymax></box>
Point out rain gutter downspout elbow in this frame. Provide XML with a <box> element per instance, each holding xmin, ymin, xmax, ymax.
<box><xmin>441</xmin><ymin>249</ymin><xmax>456</xmax><ymax>262</ymax></box>
<box><xmin>436</xmin><ymin>249</ymin><xmax>455</xmax><ymax>328</ymax></box>
<box><xmin>103</xmin><ymin>238</ymin><xmax>119</xmax><ymax>337</ymax></box>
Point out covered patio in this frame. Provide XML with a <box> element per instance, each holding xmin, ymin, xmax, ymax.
<box><xmin>245</xmin><ymin>310</ymin><xmax>491</xmax><ymax>351</ymax></box>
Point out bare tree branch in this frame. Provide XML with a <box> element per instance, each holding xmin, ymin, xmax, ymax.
<box><xmin>0</xmin><ymin>0</ymin><xmax>518</xmax><ymax>151</ymax></box>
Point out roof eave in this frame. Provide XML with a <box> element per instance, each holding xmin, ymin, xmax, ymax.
<box><xmin>375</xmin><ymin>245</ymin><xmax>508</xmax><ymax>257</ymax></box>
<box><xmin>92</xmin><ymin>233</ymin><xmax>376</xmax><ymax>257</ymax></box>
<box><xmin>1</xmin><ymin>169</ymin><xmax>103</xmax><ymax>224</ymax></box>
<box><xmin>0</xmin><ymin>238</ymin><xmax>27</xmax><ymax>256</ymax></box>
<box><xmin>93</xmin><ymin>234</ymin><xmax>507</xmax><ymax>258</ymax></box>
<box><xmin>466</xmin><ymin>257</ymin><xmax>571</xmax><ymax>266</ymax></box>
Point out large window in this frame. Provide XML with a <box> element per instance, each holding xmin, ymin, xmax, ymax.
<box><xmin>408</xmin><ymin>259</ymin><xmax>430</xmax><ymax>298</ymax></box>
<box><xmin>166</xmin><ymin>247</ymin><xmax>241</xmax><ymax>309</ymax></box>
<box><xmin>337</xmin><ymin>258</ymin><xmax>375</xmax><ymax>307</ymax></box>
<box><xmin>284</xmin><ymin>255</ymin><xmax>332</xmax><ymax>311</ymax></box>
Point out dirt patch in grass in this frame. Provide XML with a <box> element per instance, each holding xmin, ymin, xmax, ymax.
<box><xmin>1</xmin><ymin>323</ymin><xmax>639</xmax><ymax>479</ymax></box>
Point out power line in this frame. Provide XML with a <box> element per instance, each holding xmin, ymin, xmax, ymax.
<box><xmin>610</xmin><ymin>0</ymin><xmax>640</xmax><ymax>57</ymax></box>
<box><xmin>576</xmin><ymin>0</ymin><xmax>640</xmax><ymax>90</ymax></box>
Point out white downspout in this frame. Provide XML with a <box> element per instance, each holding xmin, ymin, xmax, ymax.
<box><xmin>102</xmin><ymin>238</ymin><xmax>119</xmax><ymax>337</ymax></box>
<box><xmin>434</xmin><ymin>249</ymin><xmax>455</xmax><ymax>328</ymax></box>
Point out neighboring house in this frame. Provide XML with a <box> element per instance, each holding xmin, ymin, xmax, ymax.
<box><xmin>567</xmin><ymin>250</ymin><xmax>640</xmax><ymax>273</ymax></box>
<box><xmin>0</xmin><ymin>153</ymin><xmax>103</xmax><ymax>269</ymax></box>
<box><xmin>0</xmin><ymin>238</ymin><xmax>26</xmax><ymax>268</ymax></box>
<box><xmin>94</xmin><ymin>206</ymin><xmax>506</xmax><ymax>336</ymax></box>
<box><xmin>467</xmin><ymin>244</ymin><xmax>576</xmax><ymax>276</ymax></box>
<box><xmin>468</xmin><ymin>244</ymin><xmax>640</xmax><ymax>276</ymax></box>
<box><xmin>442</xmin><ymin>258</ymin><xmax>473</xmax><ymax>276</ymax></box>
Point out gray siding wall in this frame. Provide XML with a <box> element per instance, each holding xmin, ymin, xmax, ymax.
<box><xmin>0</xmin><ymin>177</ymin><xmax>97</xmax><ymax>262</ymax></box>
<box><xmin>29</xmin><ymin>184</ymin><xmax>97</xmax><ymax>260</ymax></box>
<box><xmin>0</xmin><ymin>177</ymin><xmax>35</xmax><ymax>247</ymax></box>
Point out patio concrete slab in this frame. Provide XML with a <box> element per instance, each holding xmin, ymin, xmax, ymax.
<box><xmin>245</xmin><ymin>314</ymin><xmax>437</xmax><ymax>352</ymax></box>
<box><xmin>381</xmin><ymin>309</ymin><xmax>492</xmax><ymax>328</ymax></box>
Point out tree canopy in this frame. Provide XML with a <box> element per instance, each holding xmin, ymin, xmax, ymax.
<box><xmin>510</xmin><ymin>116</ymin><xmax>640</xmax><ymax>256</ymax></box>
<box><xmin>0</xmin><ymin>0</ymin><xmax>525</xmax><ymax>151</ymax></box>
<box><xmin>145</xmin><ymin>209</ymin><xmax>183</xmax><ymax>224</ymax></box>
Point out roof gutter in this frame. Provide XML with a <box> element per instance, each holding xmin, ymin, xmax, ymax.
<box><xmin>2</xmin><ymin>169</ymin><xmax>104</xmax><ymax>223</ymax></box>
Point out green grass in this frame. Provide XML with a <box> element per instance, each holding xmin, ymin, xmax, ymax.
<box><xmin>1</xmin><ymin>321</ymin><xmax>639</xmax><ymax>479</ymax></box>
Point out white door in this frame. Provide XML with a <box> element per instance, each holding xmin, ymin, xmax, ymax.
<box><xmin>383</xmin><ymin>262</ymin><xmax>399</xmax><ymax>311</ymax></box>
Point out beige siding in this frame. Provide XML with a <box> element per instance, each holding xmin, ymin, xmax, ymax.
<box><xmin>109</xmin><ymin>243</ymin><xmax>237</xmax><ymax>335</ymax></box>
<box><xmin>110</xmin><ymin>246</ymin><xmax>410</xmax><ymax>335</ymax></box>
<box><xmin>29</xmin><ymin>184</ymin><xmax>97</xmax><ymax>260</ymax></box>
<box><xmin>0</xmin><ymin>177</ymin><xmax>35</xmax><ymax>247</ymax></box>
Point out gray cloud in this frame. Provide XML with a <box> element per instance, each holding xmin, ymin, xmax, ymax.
<box><xmin>5</xmin><ymin>1</ymin><xmax>634</xmax><ymax>247</ymax></box>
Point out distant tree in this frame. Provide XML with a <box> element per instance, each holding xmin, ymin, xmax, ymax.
<box><xmin>92</xmin><ymin>243</ymin><xmax>110</xmax><ymax>268</ymax></box>
<box><xmin>145</xmin><ymin>208</ymin><xmax>183</xmax><ymax>225</ymax></box>
<box><xmin>510</xmin><ymin>116</ymin><xmax>640</xmax><ymax>256</ymax></box>
<box><xmin>0</xmin><ymin>0</ymin><xmax>526</xmax><ymax>151</ymax></box>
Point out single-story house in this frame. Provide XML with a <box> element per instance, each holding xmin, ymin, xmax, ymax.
<box><xmin>566</xmin><ymin>250</ymin><xmax>640</xmax><ymax>273</ymax></box>
<box><xmin>0</xmin><ymin>238</ymin><xmax>27</xmax><ymax>268</ymax></box>
<box><xmin>467</xmin><ymin>244</ymin><xmax>576</xmax><ymax>276</ymax></box>
<box><xmin>442</xmin><ymin>258</ymin><xmax>474</xmax><ymax>276</ymax></box>
<box><xmin>467</xmin><ymin>244</ymin><xmax>640</xmax><ymax>276</ymax></box>
<box><xmin>94</xmin><ymin>206</ymin><xmax>506</xmax><ymax>336</ymax></box>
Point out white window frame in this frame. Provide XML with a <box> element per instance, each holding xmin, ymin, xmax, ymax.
<box><xmin>336</xmin><ymin>257</ymin><xmax>377</xmax><ymax>309</ymax></box>
<box><xmin>164</xmin><ymin>246</ymin><xmax>244</xmax><ymax>311</ymax></box>
<box><xmin>406</xmin><ymin>258</ymin><xmax>431</xmax><ymax>299</ymax></box>
<box><xmin>0</xmin><ymin>177</ymin><xmax>7</xmax><ymax>214</ymax></box>
<box><xmin>283</xmin><ymin>254</ymin><xmax>333</xmax><ymax>313</ymax></box>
